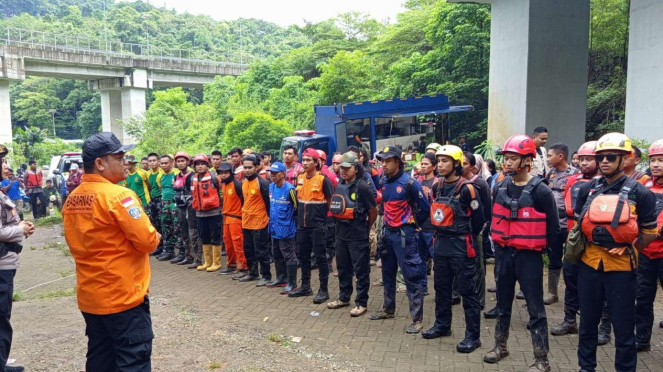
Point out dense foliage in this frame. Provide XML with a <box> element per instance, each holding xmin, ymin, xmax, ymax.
<box><xmin>2</xmin><ymin>0</ymin><xmax>632</xmax><ymax>159</ymax></box>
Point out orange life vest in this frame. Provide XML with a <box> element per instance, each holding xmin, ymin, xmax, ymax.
<box><xmin>191</xmin><ymin>172</ymin><xmax>221</xmax><ymax>211</ymax></box>
<box><xmin>430</xmin><ymin>178</ymin><xmax>475</xmax><ymax>236</ymax></box>
<box><xmin>26</xmin><ymin>171</ymin><xmax>43</xmax><ymax>188</ymax></box>
<box><xmin>491</xmin><ymin>177</ymin><xmax>547</xmax><ymax>250</ymax></box>
<box><xmin>642</xmin><ymin>179</ymin><xmax>663</xmax><ymax>259</ymax></box>
<box><xmin>580</xmin><ymin>177</ymin><xmax>639</xmax><ymax>249</ymax></box>
<box><xmin>330</xmin><ymin>179</ymin><xmax>361</xmax><ymax>220</ymax></box>
<box><xmin>565</xmin><ymin>174</ymin><xmax>594</xmax><ymax>230</ymax></box>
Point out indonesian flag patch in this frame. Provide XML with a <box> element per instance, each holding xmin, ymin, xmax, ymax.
<box><xmin>121</xmin><ymin>197</ymin><xmax>135</xmax><ymax>208</ymax></box>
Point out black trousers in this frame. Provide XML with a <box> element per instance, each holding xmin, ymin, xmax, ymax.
<box><xmin>243</xmin><ymin>227</ymin><xmax>271</xmax><ymax>279</ymax></box>
<box><xmin>0</xmin><ymin>270</ymin><xmax>15</xmax><ymax>370</ymax></box>
<box><xmin>547</xmin><ymin>228</ymin><xmax>567</xmax><ymax>271</ymax></box>
<box><xmin>563</xmin><ymin>259</ymin><xmax>579</xmax><ymax>320</ymax></box>
<box><xmin>635</xmin><ymin>255</ymin><xmax>663</xmax><ymax>346</ymax></box>
<box><xmin>494</xmin><ymin>246</ymin><xmax>548</xmax><ymax>357</ymax></box>
<box><xmin>336</xmin><ymin>239</ymin><xmax>371</xmax><ymax>307</ymax></box>
<box><xmin>297</xmin><ymin>226</ymin><xmax>329</xmax><ymax>291</ymax></box>
<box><xmin>578</xmin><ymin>261</ymin><xmax>636</xmax><ymax>372</ymax></box>
<box><xmin>197</xmin><ymin>215</ymin><xmax>221</xmax><ymax>245</ymax></box>
<box><xmin>82</xmin><ymin>296</ymin><xmax>154</xmax><ymax>372</ymax></box>
<box><xmin>29</xmin><ymin>192</ymin><xmax>48</xmax><ymax>219</ymax></box>
<box><xmin>272</xmin><ymin>238</ymin><xmax>298</xmax><ymax>265</ymax></box>
<box><xmin>432</xmin><ymin>254</ymin><xmax>481</xmax><ymax>340</ymax></box>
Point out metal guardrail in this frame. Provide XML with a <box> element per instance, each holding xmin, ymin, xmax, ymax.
<box><xmin>2</xmin><ymin>27</ymin><xmax>256</xmax><ymax>67</ymax></box>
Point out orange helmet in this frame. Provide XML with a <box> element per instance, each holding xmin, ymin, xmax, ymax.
<box><xmin>649</xmin><ymin>139</ymin><xmax>663</xmax><ymax>157</ymax></box>
<box><xmin>192</xmin><ymin>154</ymin><xmax>209</xmax><ymax>166</ymax></box>
<box><xmin>316</xmin><ymin>149</ymin><xmax>328</xmax><ymax>162</ymax></box>
<box><xmin>174</xmin><ymin>151</ymin><xmax>190</xmax><ymax>162</ymax></box>
<box><xmin>577</xmin><ymin>141</ymin><xmax>597</xmax><ymax>157</ymax></box>
<box><xmin>502</xmin><ymin>134</ymin><xmax>537</xmax><ymax>157</ymax></box>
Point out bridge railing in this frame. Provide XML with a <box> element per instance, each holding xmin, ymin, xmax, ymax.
<box><xmin>2</xmin><ymin>27</ymin><xmax>257</xmax><ymax>67</ymax></box>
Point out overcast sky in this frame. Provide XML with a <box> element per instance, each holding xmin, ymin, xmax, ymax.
<box><xmin>155</xmin><ymin>0</ymin><xmax>407</xmax><ymax>26</ymax></box>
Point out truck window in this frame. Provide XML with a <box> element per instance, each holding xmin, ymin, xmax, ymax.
<box><xmin>304</xmin><ymin>140</ymin><xmax>330</xmax><ymax>156</ymax></box>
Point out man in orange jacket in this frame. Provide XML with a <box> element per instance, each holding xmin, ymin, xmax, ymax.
<box><xmin>63</xmin><ymin>132</ymin><xmax>161</xmax><ymax>372</ymax></box>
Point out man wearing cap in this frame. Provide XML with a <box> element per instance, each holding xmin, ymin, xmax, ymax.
<box><xmin>66</xmin><ymin>163</ymin><xmax>82</xmax><ymax>195</ymax></box>
<box><xmin>123</xmin><ymin>155</ymin><xmax>150</xmax><ymax>208</ymax></box>
<box><xmin>371</xmin><ymin>145</ymin><xmax>430</xmax><ymax>334</ymax></box>
<box><xmin>328</xmin><ymin>152</ymin><xmax>377</xmax><ymax>317</ymax></box>
<box><xmin>289</xmin><ymin>148</ymin><xmax>334</xmax><ymax>303</ymax></box>
<box><xmin>63</xmin><ymin>132</ymin><xmax>160</xmax><ymax>372</ymax></box>
<box><xmin>268</xmin><ymin>162</ymin><xmax>299</xmax><ymax>293</ymax></box>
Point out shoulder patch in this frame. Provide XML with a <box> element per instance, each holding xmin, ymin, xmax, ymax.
<box><xmin>121</xmin><ymin>197</ymin><xmax>135</xmax><ymax>208</ymax></box>
<box><xmin>470</xmin><ymin>199</ymin><xmax>480</xmax><ymax>210</ymax></box>
<box><xmin>128</xmin><ymin>206</ymin><xmax>142</xmax><ymax>219</ymax></box>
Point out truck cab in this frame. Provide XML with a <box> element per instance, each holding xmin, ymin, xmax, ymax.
<box><xmin>280</xmin><ymin>94</ymin><xmax>472</xmax><ymax>164</ymax></box>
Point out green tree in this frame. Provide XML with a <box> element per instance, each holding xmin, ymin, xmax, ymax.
<box><xmin>222</xmin><ymin>112</ymin><xmax>292</xmax><ymax>153</ymax></box>
<box><xmin>263</xmin><ymin>76</ymin><xmax>319</xmax><ymax>130</ymax></box>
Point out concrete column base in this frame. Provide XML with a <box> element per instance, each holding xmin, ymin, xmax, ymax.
<box><xmin>625</xmin><ymin>0</ymin><xmax>663</xmax><ymax>141</ymax></box>
<box><xmin>0</xmin><ymin>80</ymin><xmax>12</xmax><ymax>144</ymax></box>
<box><xmin>97</xmin><ymin>69</ymin><xmax>147</xmax><ymax>144</ymax></box>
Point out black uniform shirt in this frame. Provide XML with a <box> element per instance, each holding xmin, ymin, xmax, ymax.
<box><xmin>335</xmin><ymin>179</ymin><xmax>377</xmax><ymax>241</ymax></box>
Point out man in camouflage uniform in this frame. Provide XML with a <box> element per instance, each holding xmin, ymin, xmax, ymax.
<box><xmin>147</xmin><ymin>153</ymin><xmax>165</xmax><ymax>257</ymax></box>
<box><xmin>156</xmin><ymin>155</ymin><xmax>182</xmax><ymax>262</ymax></box>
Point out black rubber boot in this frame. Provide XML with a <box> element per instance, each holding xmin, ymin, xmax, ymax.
<box><xmin>170</xmin><ymin>250</ymin><xmax>186</xmax><ymax>264</ymax></box>
<box><xmin>158</xmin><ymin>249</ymin><xmax>175</xmax><ymax>261</ymax></box>
<box><xmin>150</xmin><ymin>247</ymin><xmax>163</xmax><ymax>257</ymax></box>
<box><xmin>281</xmin><ymin>265</ymin><xmax>298</xmax><ymax>295</ymax></box>
<box><xmin>240</xmin><ymin>262</ymin><xmax>260</xmax><ymax>282</ymax></box>
<box><xmin>288</xmin><ymin>278</ymin><xmax>313</xmax><ymax>297</ymax></box>
<box><xmin>266</xmin><ymin>261</ymin><xmax>288</xmax><ymax>288</ymax></box>
<box><xmin>187</xmin><ymin>259</ymin><xmax>201</xmax><ymax>269</ymax></box>
<box><xmin>177</xmin><ymin>257</ymin><xmax>194</xmax><ymax>266</ymax></box>
<box><xmin>313</xmin><ymin>289</ymin><xmax>329</xmax><ymax>304</ymax></box>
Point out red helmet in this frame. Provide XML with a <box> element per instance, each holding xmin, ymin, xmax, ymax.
<box><xmin>502</xmin><ymin>134</ymin><xmax>537</xmax><ymax>157</ymax></box>
<box><xmin>192</xmin><ymin>154</ymin><xmax>209</xmax><ymax>166</ymax></box>
<box><xmin>649</xmin><ymin>139</ymin><xmax>663</xmax><ymax>157</ymax></box>
<box><xmin>174</xmin><ymin>151</ymin><xmax>190</xmax><ymax>162</ymax></box>
<box><xmin>316</xmin><ymin>149</ymin><xmax>327</xmax><ymax>162</ymax></box>
<box><xmin>577</xmin><ymin>141</ymin><xmax>597</xmax><ymax>157</ymax></box>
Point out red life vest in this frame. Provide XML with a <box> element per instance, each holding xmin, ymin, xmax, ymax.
<box><xmin>285</xmin><ymin>163</ymin><xmax>303</xmax><ymax>186</ymax></box>
<box><xmin>430</xmin><ymin>178</ymin><xmax>475</xmax><ymax>236</ymax></box>
<box><xmin>643</xmin><ymin>179</ymin><xmax>663</xmax><ymax>259</ymax></box>
<box><xmin>191</xmin><ymin>172</ymin><xmax>221</xmax><ymax>211</ymax></box>
<box><xmin>580</xmin><ymin>177</ymin><xmax>639</xmax><ymax>249</ymax></box>
<box><xmin>564</xmin><ymin>174</ymin><xmax>594</xmax><ymax>230</ymax></box>
<box><xmin>491</xmin><ymin>176</ymin><xmax>547</xmax><ymax>250</ymax></box>
<box><xmin>26</xmin><ymin>171</ymin><xmax>43</xmax><ymax>188</ymax></box>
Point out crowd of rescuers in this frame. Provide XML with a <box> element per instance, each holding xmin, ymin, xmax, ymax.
<box><xmin>56</xmin><ymin>127</ymin><xmax>663</xmax><ymax>372</ymax></box>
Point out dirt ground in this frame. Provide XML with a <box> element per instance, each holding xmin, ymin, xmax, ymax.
<box><xmin>10</xmin><ymin>223</ymin><xmax>365</xmax><ymax>372</ymax></box>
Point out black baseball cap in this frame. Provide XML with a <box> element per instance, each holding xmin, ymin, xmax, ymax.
<box><xmin>82</xmin><ymin>132</ymin><xmax>136</xmax><ymax>163</ymax></box>
<box><xmin>218</xmin><ymin>162</ymin><xmax>233</xmax><ymax>172</ymax></box>
<box><xmin>376</xmin><ymin>145</ymin><xmax>403</xmax><ymax>161</ymax></box>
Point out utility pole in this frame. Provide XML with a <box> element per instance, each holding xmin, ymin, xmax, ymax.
<box><xmin>49</xmin><ymin>109</ymin><xmax>57</xmax><ymax>137</ymax></box>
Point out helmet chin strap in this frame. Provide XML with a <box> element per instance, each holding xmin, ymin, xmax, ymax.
<box><xmin>598</xmin><ymin>156</ymin><xmax>624</xmax><ymax>179</ymax></box>
<box><xmin>505</xmin><ymin>156</ymin><xmax>525</xmax><ymax>177</ymax></box>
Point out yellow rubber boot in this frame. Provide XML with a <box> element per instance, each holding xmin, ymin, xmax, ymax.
<box><xmin>207</xmin><ymin>245</ymin><xmax>222</xmax><ymax>272</ymax></box>
<box><xmin>197</xmin><ymin>245</ymin><xmax>213</xmax><ymax>271</ymax></box>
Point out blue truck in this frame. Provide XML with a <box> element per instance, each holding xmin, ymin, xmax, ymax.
<box><xmin>279</xmin><ymin>94</ymin><xmax>472</xmax><ymax>164</ymax></box>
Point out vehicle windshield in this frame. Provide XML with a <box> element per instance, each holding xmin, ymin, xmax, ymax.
<box><xmin>280</xmin><ymin>140</ymin><xmax>301</xmax><ymax>157</ymax></box>
<box><xmin>58</xmin><ymin>156</ymin><xmax>82</xmax><ymax>174</ymax></box>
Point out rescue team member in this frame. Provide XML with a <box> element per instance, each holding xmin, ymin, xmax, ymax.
<box><xmin>141</xmin><ymin>157</ymin><xmax>149</xmax><ymax>171</ymax></box>
<box><xmin>0</xmin><ymin>145</ymin><xmax>34</xmax><ymax>372</ymax></box>
<box><xmin>240</xmin><ymin>154</ymin><xmax>272</xmax><ymax>285</ymax></box>
<box><xmin>318</xmin><ymin>150</ymin><xmax>339</xmax><ymax>275</ymax></box>
<box><xmin>574</xmin><ymin>133</ymin><xmax>658</xmax><ymax>372</ymax></box>
<box><xmin>635</xmin><ymin>139</ymin><xmax>663</xmax><ymax>352</ymax></box>
<box><xmin>416</xmin><ymin>153</ymin><xmax>438</xmax><ymax>292</ymax></box>
<box><xmin>218</xmin><ymin>162</ymin><xmax>246</xmax><ymax>277</ymax></box>
<box><xmin>190</xmin><ymin>155</ymin><xmax>224</xmax><ymax>272</ymax></box>
<box><xmin>268</xmin><ymin>162</ymin><xmax>299</xmax><ymax>293</ymax></box>
<box><xmin>228</xmin><ymin>148</ymin><xmax>244</xmax><ymax>181</ymax></box>
<box><xmin>348</xmin><ymin>146</ymin><xmax>378</xmax><ymax>195</ymax></box>
<box><xmin>623</xmin><ymin>146</ymin><xmax>649</xmax><ymax>185</ymax></box>
<box><xmin>543</xmin><ymin>143</ymin><xmax>578</xmax><ymax>305</ymax></box>
<box><xmin>371</xmin><ymin>145</ymin><xmax>430</xmax><ymax>335</ymax></box>
<box><xmin>123</xmin><ymin>155</ymin><xmax>150</xmax><ymax>208</ymax></box>
<box><xmin>259</xmin><ymin>151</ymin><xmax>272</xmax><ymax>180</ymax></box>
<box><xmin>461</xmin><ymin>152</ymin><xmax>492</xmax><ymax>310</ymax></box>
<box><xmin>485</xmin><ymin>134</ymin><xmax>560</xmax><ymax>372</ymax></box>
<box><xmin>156</xmin><ymin>155</ymin><xmax>181</xmax><ymax>262</ymax></box>
<box><xmin>283</xmin><ymin>145</ymin><xmax>303</xmax><ymax>186</ymax></box>
<box><xmin>210</xmin><ymin>150</ymin><xmax>223</xmax><ymax>174</ymax></box>
<box><xmin>63</xmin><ymin>132</ymin><xmax>160</xmax><ymax>372</ymax></box>
<box><xmin>425</xmin><ymin>143</ymin><xmax>442</xmax><ymax>155</ymax></box>
<box><xmin>552</xmin><ymin>141</ymin><xmax>599</xmax><ymax>337</ymax></box>
<box><xmin>218</xmin><ymin>162</ymin><xmax>247</xmax><ymax>277</ymax></box>
<box><xmin>24</xmin><ymin>160</ymin><xmax>48</xmax><ymax>220</ymax></box>
<box><xmin>530</xmin><ymin>126</ymin><xmax>549</xmax><ymax>177</ymax></box>
<box><xmin>328</xmin><ymin>152</ymin><xmax>378</xmax><ymax>317</ymax></box>
<box><xmin>289</xmin><ymin>149</ymin><xmax>334</xmax><ymax>303</ymax></box>
<box><xmin>147</xmin><ymin>153</ymin><xmax>165</xmax><ymax>256</ymax></box>
<box><xmin>423</xmin><ymin>146</ymin><xmax>483</xmax><ymax>354</ymax></box>
<box><xmin>171</xmin><ymin>152</ymin><xmax>197</xmax><ymax>266</ymax></box>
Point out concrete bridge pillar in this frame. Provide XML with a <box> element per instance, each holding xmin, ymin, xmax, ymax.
<box><xmin>624</xmin><ymin>0</ymin><xmax>663</xmax><ymax>142</ymax></box>
<box><xmin>0</xmin><ymin>54</ymin><xmax>26</xmax><ymax>144</ymax></box>
<box><xmin>90</xmin><ymin>69</ymin><xmax>149</xmax><ymax>144</ymax></box>
<box><xmin>450</xmin><ymin>0</ymin><xmax>590</xmax><ymax>151</ymax></box>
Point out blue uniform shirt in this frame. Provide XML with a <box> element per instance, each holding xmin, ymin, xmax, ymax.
<box><xmin>380</xmin><ymin>171</ymin><xmax>430</xmax><ymax>228</ymax></box>
<box><xmin>269</xmin><ymin>182</ymin><xmax>298</xmax><ymax>239</ymax></box>
<box><xmin>1</xmin><ymin>179</ymin><xmax>21</xmax><ymax>200</ymax></box>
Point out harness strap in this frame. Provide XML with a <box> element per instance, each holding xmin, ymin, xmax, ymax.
<box><xmin>611</xmin><ymin>177</ymin><xmax>637</xmax><ymax>229</ymax></box>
